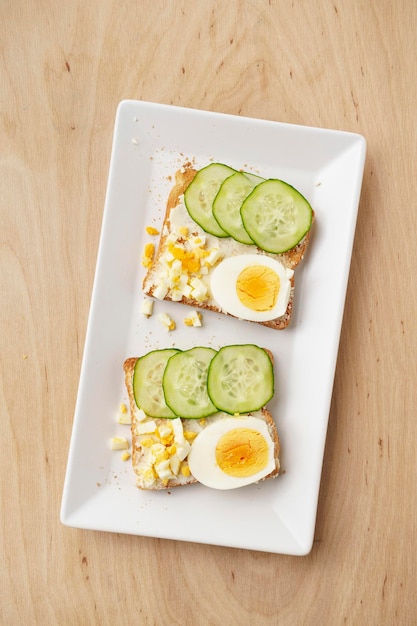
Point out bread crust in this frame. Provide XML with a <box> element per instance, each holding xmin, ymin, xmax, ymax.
<box><xmin>142</xmin><ymin>167</ymin><xmax>313</xmax><ymax>330</ymax></box>
<box><xmin>123</xmin><ymin>354</ymin><xmax>280</xmax><ymax>491</ymax></box>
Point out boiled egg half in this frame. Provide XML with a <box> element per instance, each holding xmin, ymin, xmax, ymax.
<box><xmin>187</xmin><ymin>415</ymin><xmax>276</xmax><ymax>489</ymax></box>
<box><xmin>210</xmin><ymin>254</ymin><xmax>293</xmax><ymax>322</ymax></box>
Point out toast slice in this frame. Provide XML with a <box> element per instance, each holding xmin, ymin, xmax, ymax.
<box><xmin>142</xmin><ymin>167</ymin><xmax>313</xmax><ymax>329</ymax></box>
<box><xmin>123</xmin><ymin>356</ymin><xmax>280</xmax><ymax>490</ymax></box>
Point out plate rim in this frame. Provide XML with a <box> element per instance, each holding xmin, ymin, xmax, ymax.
<box><xmin>60</xmin><ymin>99</ymin><xmax>366</xmax><ymax>555</ymax></box>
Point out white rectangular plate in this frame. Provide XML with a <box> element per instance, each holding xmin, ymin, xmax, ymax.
<box><xmin>61</xmin><ymin>100</ymin><xmax>366</xmax><ymax>555</ymax></box>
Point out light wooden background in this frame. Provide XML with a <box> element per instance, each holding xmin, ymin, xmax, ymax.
<box><xmin>2</xmin><ymin>1</ymin><xmax>416</xmax><ymax>624</ymax></box>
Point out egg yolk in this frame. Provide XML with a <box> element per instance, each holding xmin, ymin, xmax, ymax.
<box><xmin>236</xmin><ymin>266</ymin><xmax>279</xmax><ymax>312</ymax></box>
<box><xmin>168</xmin><ymin>242</ymin><xmax>203</xmax><ymax>273</ymax></box>
<box><xmin>215</xmin><ymin>428</ymin><xmax>270</xmax><ymax>477</ymax></box>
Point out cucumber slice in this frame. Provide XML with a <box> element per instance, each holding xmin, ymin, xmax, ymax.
<box><xmin>184</xmin><ymin>163</ymin><xmax>236</xmax><ymax>237</ymax></box>
<box><xmin>207</xmin><ymin>345</ymin><xmax>274</xmax><ymax>414</ymax></box>
<box><xmin>240</xmin><ymin>179</ymin><xmax>313</xmax><ymax>253</ymax></box>
<box><xmin>163</xmin><ymin>347</ymin><xmax>218</xmax><ymax>418</ymax></box>
<box><xmin>133</xmin><ymin>349</ymin><xmax>180</xmax><ymax>418</ymax></box>
<box><xmin>212</xmin><ymin>171</ymin><xmax>264</xmax><ymax>244</ymax></box>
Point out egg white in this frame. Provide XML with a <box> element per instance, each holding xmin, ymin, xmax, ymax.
<box><xmin>210</xmin><ymin>254</ymin><xmax>293</xmax><ymax>322</ymax></box>
<box><xmin>187</xmin><ymin>415</ymin><xmax>276</xmax><ymax>490</ymax></box>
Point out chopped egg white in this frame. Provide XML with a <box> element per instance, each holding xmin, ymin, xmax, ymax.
<box><xmin>184</xmin><ymin>311</ymin><xmax>202</xmax><ymax>327</ymax></box>
<box><xmin>136</xmin><ymin>408</ymin><xmax>147</xmax><ymax>423</ymax></box>
<box><xmin>117</xmin><ymin>403</ymin><xmax>131</xmax><ymax>424</ymax></box>
<box><xmin>141</xmin><ymin>298</ymin><xmax>154</xmax><ymax>317</ymax></box>
<box><xmin>111</xmin><ymin>437</ymin><xmax>129</xmax><ymax>451</ymax></box>
<box><xmin>144</xmin><ymin>200</ymin><xmax>224</xmax><ymax>304</ymax></box>
<box><xmin>204</xmin><ymin>248</ymin><xmax>222</xmax><ymax>267</ymax></box>
<box><xmin>153</xmin><ymin>282</ymin><xmax>169</xmax><ymax>300</ymax></box>
<box><xmin>190</xmin><ymin>277</ymin><xmax>208</xmax><ymax>302</ymax></box>
<box><xmin>158</xmin><ymin>312</ymin><xmax>175</xmax><ymax>331</ymax></box>
<box><xmin>135</xmin><ymin>420</ymin><xmax>157</xmax><ymax>435</ymax></box>
<box><xmin>134</xmin><ymin>417</ymin><xmax>192</xmax><ymax>487</ymax></box>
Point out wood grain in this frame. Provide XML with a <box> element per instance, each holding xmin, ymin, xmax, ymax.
<box><xmin>1</xmin><ymin>1</ymin><xmax>416</xmax><ymax>623</ymax></box>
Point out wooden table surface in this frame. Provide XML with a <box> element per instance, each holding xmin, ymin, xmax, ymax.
<box><xmin>2</xmin><ymin>1</ymin><xmax>416</xmax><ymax>624</ymax></box>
